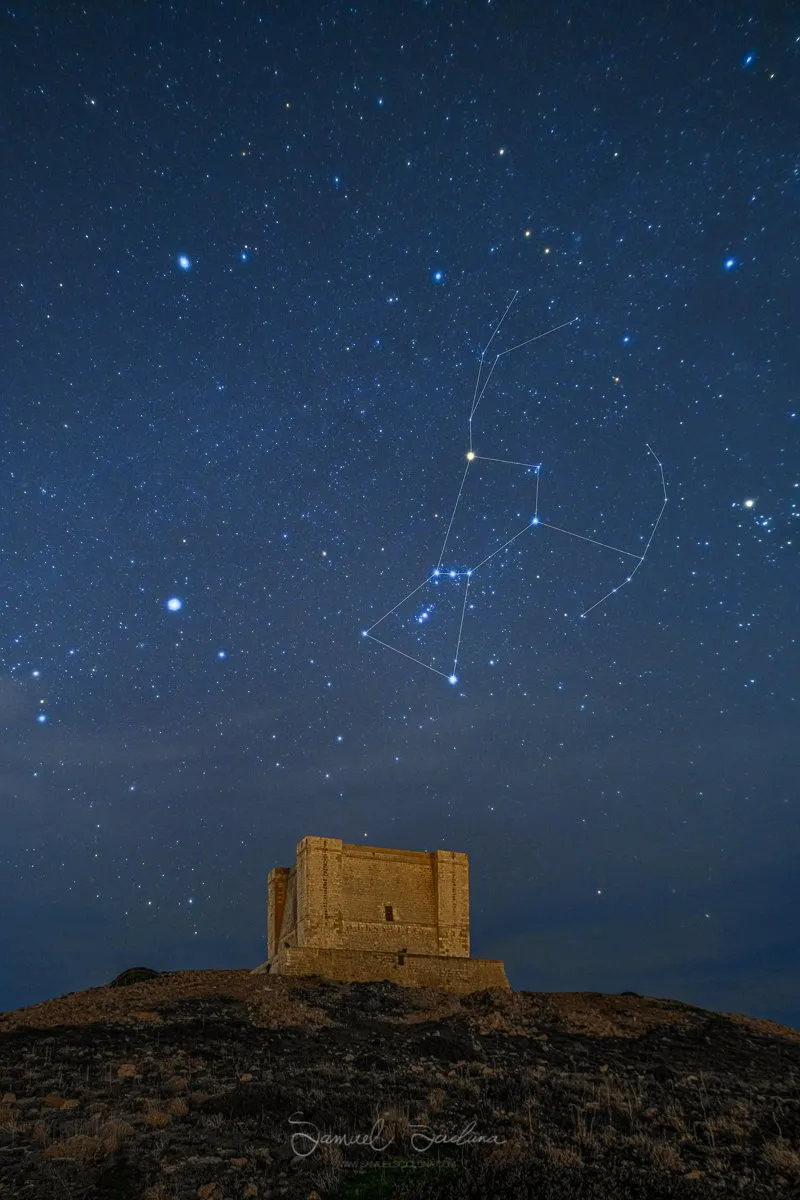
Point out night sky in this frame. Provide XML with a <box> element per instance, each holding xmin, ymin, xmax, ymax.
<box><xmin>2</xmin><ymin>2</ymin><xmax>799</xmax><ymax>1028</ymax></box>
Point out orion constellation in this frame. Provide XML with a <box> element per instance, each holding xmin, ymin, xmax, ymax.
<box><xmin>362</xmin><ymin>293</ymin><xmax>667</xmax><ymax>684</ymax></box>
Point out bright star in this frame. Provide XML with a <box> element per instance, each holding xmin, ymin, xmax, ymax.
<box><xmin>36</xmin><ymin>713</ymin><xmax>48</xmax><ymax>723</ymax></box>
<box><xmin>166</xmin><ymin>597</ymin><xmax>183</xmax><ymax>611</ymax></box>
<box><xmin>177</xmin><ymin>254</ymin><xmax>192</xmax><ymax>271</ymax></box>
<box><xmin>432</xmin><ymin>270</ymin><xmax>445</xmax><ymax>284</ymax></box>
<box><xmin>743</xmin><ymin>498</ymin><xmax>755</xmax><ymax>508</ymax></box>
<box><xmin>217</xmin><ymin>649</ymin><xmax>227</xmax><ymax>658</ymax></box>
<box><xmin>448</xmin><ymin>675</ymin><xmax>458</xmax><ymax>685</ymax></box>
<box><xmin>724</xmin><ymin>256</ymin><xmax>739</xmax><ymax>271</ymax></box>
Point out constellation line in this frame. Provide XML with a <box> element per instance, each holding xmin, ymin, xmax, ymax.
<box><xmin>438</xmin><ymin>463</ymin><xmax>472</xmax><ymax>567</ymax></box>
<box><xmin>361</xmin><ymin>294</ymin><xmax>666</xmax><ymax>681</ymax></box>
<box><xmin>470</xmin><ymin>317</ymin><xmax>579</xmax><ymax>424</ymax></box>
<box><xmin>452</xmin><ymin>574</ymin><xmax>472</xmax><ymax>675</ymax></box>
<box><xmin>471</xmin><ymin>290</ymin><xmax>519</xmax><ymax>427</ymax></box>
<box><xmin>474</xmin><ymin>454</ymin><xmax>542</xmax><ymax>470</ymax></box>
<box><xmin>362</xmin><ymin>633</ymin><xmax>453</xmax><ymax>679</ymax></box>
<box><xmin>470</xmin><ymin>519</ymin><xmax>537</xmax><ymax>573</ymax></box>
<box><xmin>578</xmin><ymin>445</ymin><xmax>667</xmax><ymax>617</ymax></box>
<box><xmin>536</xmin><ymin>522</ymin><xmax>643</xmax><ymax>560</ymax></box>
<box><xmin>362</xmin><ymin>574</ymin><xmax>435</xmax><ymax>633</ymax></box>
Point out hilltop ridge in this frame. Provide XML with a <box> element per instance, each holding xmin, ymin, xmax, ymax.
<box><xmin>1</xmin><ymin>970</ymin><xmax>798</xmax><ymax>1198</ymax></box>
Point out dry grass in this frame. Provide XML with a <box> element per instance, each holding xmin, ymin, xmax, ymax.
<box><xmin>424</xmin><ymin>1087</ymin><xmax>447</xmax><ymax>1113</ymax></box>
<box><xmin>472</xmin><ymin>1009</ymin><xmax>533</xmax><ymax>1036</ymax></box>
<box><xmin>489</xmin><ymin>1138</ymin><xmax>529</xmax><ymax>1163</ymax></box>
<box><xmin>450</xmin><ymin>1076</ymin><xmax>483</xmax><ymax>1100</ymax></box>
<box><xmin>312</xmin><ymin>1060</ymin><xmax>356</xmax><ymax>1088</ymax></box>
<box><xmin>545</xmin><ymin>1142</ymin><xmax>584</xmax><ymax>1166</ymax></box>
<box><xmin>763</xmin><ymin>1139</ymin><xmax>800</xmax><ymax>1172</ymax></box>
<box><xmin>723</xmin><ymin>1011</ymin><xmax>800</xmax><ymax>1044</ymax></box>
<box><xmin>0</xmin><ymin>970</ymin><xmax>330</xmax><ymax>1032</ymax></box>
<box><xmin>394</xmin><ymin>989</ymin><xmax>462</xmax><ymax>1025</ymax></box>
<box><xmin>310</xmin><ymin>1143</ymin><xmax>346</xmax><ymax>1193</ymax></box>
<box><xmin>197</xmin><ymin>1184</ymin><xmax>224</xmax><ymax>1200</ymax></box>
<box><xmin>520</xmin><ymin>1064</ymin><xmax>548</xmax><ymax>1084</ymax></box>
<box><xmin>460</xmin><ymin>1061</ymin><xmax>498</xmax><ymax>1078</ymax></box>
<box><xmin>630</xmin><ymin>1132</ymin><xmax>684</xmax><ymax>1172</ymax></box>
<box><xmin>462</xmin><ymin>990</ymin><xmax>699</xmax><ymax>1040</ymax></box>
<box><xmin>706</xmin><ymin>1110</ymin><xmax>756</xmax><ymax>1139</ymax></box>
<box><xmin>705</xmin><ymin>1154</ymin><xmax>730</xmax><ymax>1175</ymax></box>
<box><xmin>98</xmin><ymin>1118</ymin><xmax>135</xmax><ymax>1150</ymax></box>
<box><xmin>598</xmin><ymin>1075</ymin><xmax>649</xmax><ymax>1124</ymax></box>
<box><xmin>43</xmin><ymin>1091</ymin><xmax>79</xmax><ymax>1109</ymax></box>
<box><xmin>4</xmin><ymin>970</ymin><xmax>798</xmax><ymax>1053</ymax></box>
<box><xmin>596</xmin><ymin>1125</ymin><xmax>621</xmax><ymax>1149</ymax></box>
<box><xmin>43</xmin><ymin>1134</ymin><xmax>107</xmax><ymax>1160</ymax></box>
<box><xmin>144</xmin><ymin>1111</ymin><xmax>171</xmax><ymax>1129</ymax></box>
<box><xmin>571</xmin><ymin>1105</ymin><xmax>600</xmax><ymax>1149</ymax></box>
<box><xmin>663</xmin><ymin>1100</ymin><xmax>691</xmax><ymax>1135</ymax></box>
<box><xmin>378</xmin><ymin>1104</ymin><xmax>412</xmax><ymax>1140</ymax></box>
<box><xmin>4</xmin><ymin>972</ymin><xmax>799</xmax><ymax>1199</ymax></box>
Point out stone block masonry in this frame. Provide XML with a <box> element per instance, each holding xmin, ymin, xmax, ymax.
<box><xmin>252</xmin><ymin>836</ymin><xmax>509</xmax><ymax>992</ymax></box>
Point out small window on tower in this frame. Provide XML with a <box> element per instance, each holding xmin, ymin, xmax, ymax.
<box><xmin>384</xmin><ymin>905</ymin><xmax>394</xmax><ymax>922</ymax></box>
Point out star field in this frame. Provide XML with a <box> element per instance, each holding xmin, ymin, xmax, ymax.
<box><xmin>1</xmin><ymin>1</ymin><xmax>799</xmax><ymax>1026</ymax></box>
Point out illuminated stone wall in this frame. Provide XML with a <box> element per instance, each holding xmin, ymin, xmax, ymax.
<box><xmin>259</xmin><ymin>835</ymin><xmax>507</xmax><ymax>993</ymax></box>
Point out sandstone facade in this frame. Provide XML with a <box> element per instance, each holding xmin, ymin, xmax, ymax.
<box><xmin>252</xmin><ymin>836</ymin><xmax>509</xmax><ymax>992</ymax></box>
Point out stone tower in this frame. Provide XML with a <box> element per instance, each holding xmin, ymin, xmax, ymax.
<box><xmin>252</xmin><ymin>836</ymin><xmax>509</xmax><ymax>992</ymax></box>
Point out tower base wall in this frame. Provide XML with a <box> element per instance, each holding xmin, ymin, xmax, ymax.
<box><xmin>252</xmin><ymin>946</ymin><xmax>509</xmax><ymax>993</ymax></box>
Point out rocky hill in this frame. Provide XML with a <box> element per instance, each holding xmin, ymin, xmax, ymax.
<box><xmin>1</xmin><ymin>969</ymin><xmax>799</xmax><ymax>1199</ymax></box>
